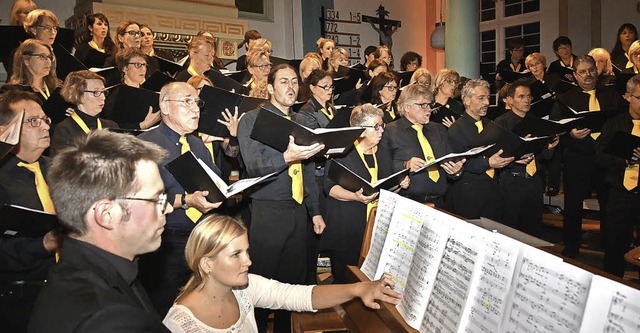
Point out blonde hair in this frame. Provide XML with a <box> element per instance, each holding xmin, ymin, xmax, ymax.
<box><xmin>329</xmin><ymin>48</ymin><xmax>349</xmax><ymax>73</ymax></box>
<box><xmin>176</xmin><ymin>215</ymin><xmax>247</xmax><ymax>303</ymax></box>
<box><xmin>588</xmin><ymin>48</ymin><xmax>613</xmax><ymax>75</ymax></box>
<box><xmin>432</xmin><ymin>68</ymin><xmax>460</xmax><ymax>95</ymax></box>
<box><xmin>316</xmin><ymin>37</ymin><xmax>334</xmax><ymax>51</ymax></box>
<box><xmin>10</xmin><ymin>0</ymin><xmax>37</xmax><ymax>26</ymax></box>
<box><xmin>525</xmin><ymin>52</ymin><xmax>547</xmax><ymax>68</ymax></box>
<box><xmin>22</xmin><ymin>8</ymin><xmax>57</xmax><ymax>34</ymax></box>
<box><xmin>410</xmin><ymin>68</ymin><xmax>432</xmax><ymax>86</ymax></box>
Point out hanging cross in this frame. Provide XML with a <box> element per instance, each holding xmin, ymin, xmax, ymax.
<box><xmin>362</xmin><ymin>5</ymin><xmax>402</xmax><ymax>50</ymax></box>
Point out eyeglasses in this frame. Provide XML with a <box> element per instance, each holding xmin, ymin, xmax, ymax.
<box><xmin>315</xmin><ymin>84</ymin><xmax>334</xmax><ymax>91</ymax></box>
<box><xmin>528</xmin><ymin>62</ymin><xmax>543</xmax><ymax>68</ymax></box>
<box><xmin>116</xmin><ymin>193</ymin><xmax>169</xmax><ymax>214</ymax></box>
<box><xmin>575</xmin><ymin>68</ymin><xmax>597</xmax><ymax>76</ymax></box>
<box><xmin>36</xmin><ymin>25</ymin><xmax>58</xmax><ymax>33</ymax></box>
<box><xmin>84</xmin><ymin>90</ymin><xmax>109</xmax><ymax>97</ymax></box>
<box><xmin>630</xmin><ymin>94</ymin><xmax>640</xmax><ymax>100</ymax></box>
<box><xmin>413</xmin><ymin>102</ymin><xmax>431</xmax><ymax>109</ymax></box>
<box><xmin>124</xmin><ymin>30</ymin><xmax>143</xmax><ymax>37</ymax></box>
<box><xmin>128</xmin><ymin>62</ymin><xmax>147</xmax><ymax>69</ymax></box>
<box><xmin>164</xmin><ymin>98</ymin><xmax>205</xmax><ymax>108</ymax></box>
<box><xmin>362</xmin><ymin>123</ymin><xmax>385</xmax><ymax>131</ymax></box>
<box><xmin>253</xmin><ymin>63</ymin><xmax>272</xmax><ymax>71</ymax></box>
<box><xmin>27</xmin><ymin>53</ymin><xmax>55</xmax><ymax>62</ymax></box>
<box><xmin>384</xmin><ymin>85</ymin><xmax>398</xmax><ymax>91</ymax></box>
<box><xmin>23</xmin><ymin>116</ymin><xmax>52</xmax><ymax>127</ymax></box>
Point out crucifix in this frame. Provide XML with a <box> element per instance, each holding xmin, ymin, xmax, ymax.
<box><xmin>362</xmin><ymin>5</ymin><xmax>402</xmax><ymax>50</ymax></box>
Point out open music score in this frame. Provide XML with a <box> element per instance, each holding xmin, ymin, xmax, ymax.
<box><xmin>358</xmin><ymin>190</ymin><xmax>640</xmax><ymax>333</ymax></box>
<box><xmin>322</xmin><ymin>8</ymin><xmax>362</xmax><ymax>66</ymax></box>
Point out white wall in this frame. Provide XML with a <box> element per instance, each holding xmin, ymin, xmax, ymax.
<box><xmin>601</xmin><ymin>0</ymin><xmax>640</xmax><ymax>51</ymax></box>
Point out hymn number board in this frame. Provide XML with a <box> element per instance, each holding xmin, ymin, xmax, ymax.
<box><xmin>323</xmin><ymin>8</ymin><xmax>362</xmax><ymax>66</ymax></box>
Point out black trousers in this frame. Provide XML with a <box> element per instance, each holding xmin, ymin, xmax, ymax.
<box><xmin>250</xmin><ymin>199</ymin><xmax>308</xmax><ymax>333</ymax></box>
<box><xmin>562</xmin><ymin>153</ymin><xmax>608</xmax><ymax>253</ymax></box>
<box><xmin>603</xmin><ymin>188</ymin><xmax>640</xmax><ymax>277</ymax></box>
<box><xmin>138</xmin><ymin>229</ymin><xmax>191</xmax><ymax>317</ymax></box>
<box><xmin>499</xmin><ymin>172</ymin><xmax>544</xmax><ymax>237</ymax></box>
<box><xmin>447</xmin><ymin>177</ymin><xmax>502</xmax><ymax>222</ymax></box>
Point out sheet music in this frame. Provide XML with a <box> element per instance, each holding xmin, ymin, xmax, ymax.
<box><xmin>579</xmin><ymin>275</ymin><xmax>640</xmax><ymax>333</ymax></box>
<box><xmin>396</xmin><ymin>212</ymin><xmax>450</xmax><ymax>329</ymax></box>
<box><xmin>459</xmin><ymin>232</ymin><xmax>521</xmax><ymax>333</ymax></box>
<box><xmin>373</xmin><ymin>196</ymin><xmax>427</xmax><ymax>294</ymax></box>
<box><xmin>360</xmin><ymin>190</ymin><xmax>398</xmax><ymax>279</ymax></box>
<box><xmin>502</xmin><ymin>251</ymin><xmax>592</xmax><ymax>333</ymax></box>
<box><xmin>420</xmin><ymin>232</ymin><xmax>481</xmax><ymax>333</ymax></box>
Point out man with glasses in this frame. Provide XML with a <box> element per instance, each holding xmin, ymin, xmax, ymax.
<box><xmin>0</xmin><ymin>91</ymin><xmax>60</xmax><ymax>332</ymax></box>
<box><xmin>238</xmin><ymin>63</ymin><xmax>326</xmax><ymax>332</ymax></box>
<box><xmin>138</xmin><ymin>82</ymin><xmax>222</xmax><ymax>315</ymax></box>
<box><xmin>596</xmin><ymin>74</ymin><xmax>640</xmax><ymax>276</ymax></box>
<box><xmin>551</xmin><ymin>55</ymin><xmax>622</xmax><ymax>258</ymax></box>
<box><xmin>28</xmin><ymin>130</ymin><xmax>171</xmax><ymax>332</ymax></box>
<box><xmin>378</xmin><ymin>84</ymin><xmax>464</xmax><ymax>206</ymax></box>
<box><xmin>447</xmin><ymin>79</ymin><xmax>515</xmax><ymax>221</ymax></box>
<box><xmin>495</xmin><ymin>37</ymin><xmax>526</xmax><ymax>87</ymax></box>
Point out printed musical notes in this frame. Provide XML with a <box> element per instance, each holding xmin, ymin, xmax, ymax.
<box><xmin>360</xmin><ymin>190</ymin><xmax>398</xmax><ymax>279</ymax></box>
<box><xmin>579</xmin><ymin>275</ymin><xmax>640</xmax><ymax>332</ymax></box>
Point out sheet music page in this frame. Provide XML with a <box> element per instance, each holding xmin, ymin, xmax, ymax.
<box><xmin>458</xmin><ymin>232</ymin><xmax>522</xmax><ymax>333</ymax></box>
<box><xmin>502</xmin><ymin>250</ymin><xmax>592</xmax><ymax>333</ymax></box>
<box><xmin>373</xmin><ymin>196</ymin><xmax>428</xmax><ymax>294</ymax></box>
<box><xmin>420</xmin><ymin>232</ymin><xmax>482</xmax><ymax>333</ymax></box>
<box><xmin>360</xmin><ymin>190</ymin><xmax>399</xmax><ymax>279</ymax></box>
<box><xmin>579</xmin><ymin>275</ymin><xmax>640</xmax><ymax>332</ymax></box>
<box><xmin>396</xmin><ymin>210</ymin><xmax>450</xmax><ymax>330</ymax></box>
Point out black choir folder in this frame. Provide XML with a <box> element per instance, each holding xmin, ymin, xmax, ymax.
<box><xmin>165</xmin><ymin>151</ymin><xmax>276</xmax><ymax>203</ymax></box>
<box><xmin>473</xmin><ymin>121</ymin><xmax>552</xmax><ymax>159</ymax></box>
<box><xmin>250</xmin><ymin>108</ymin><xmax>365</xmax><ymax>155</ymax></box>
<box><xmin>361</xmin><ymin>190</ymin><xmax>640</xmax><ymax>332</ymax></box>
<box><xmin>413</xmin><ymin>145</ymin><xmax>494</xmax><ymax>174</ymax></box>
<box><xmin>0</xmin><ymin>110</ymin><xmax>23</xmax><ymax>159</ymax></box>
<box><xmin>109</xmin><ymin>85</ymin><xmax>160</xmax><ymax>124</ymax></box>
<box><xmin>328</xmin><ymin>161</ymin><xmax>410</xmax><ymax>196</ymax></box>
<box><xmin>0</xmin><ymin>205</ymin><xmax>58</xmax><ymax>238</ymax></box>
<box><xmin>198</xmin><ymin>85</ymin><xmax>267</xmax><ymax>137</ymax></box>
<box><xmin>604</xmin><ymin>131</ymin><xmax>640</xmax><ymax>161</ymax></box>
<box><xmin>429</xmin><ymin>104</ymin><xmax>462</xmax><ymax>125</ymax></box>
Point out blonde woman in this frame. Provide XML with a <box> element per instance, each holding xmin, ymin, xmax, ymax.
<box><xmin>163</xmin><ymin>214</ymin><xmax>401</xmax><ymax>333</ymax></box>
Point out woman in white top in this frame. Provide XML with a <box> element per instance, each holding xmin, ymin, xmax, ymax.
<box><xmin>163</xmin><ymin>214</ymin><xmax>401</xmax><ymax>333</ymax></box>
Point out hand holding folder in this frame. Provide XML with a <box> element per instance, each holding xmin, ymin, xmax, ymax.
<box><xmin>0</xmin><ymin>110</ymin><xmax>23</xmax><ymax>159</ymax></box>
<box><xmin>166</xmin><ymin>151</ymin><xmax>277</xmax><ymax>203</ymax></box>
<box><xmin>604</xmin><ymin>131</ymin><xmax>640</xmax><ymax>162</ymax></box>
<box><xmin>250</xmin><ymin>108</ymin><xmax>365</xmax><ymax>155</ymax></box>
<box><xmin>0</xmin><ymin>205</ymin><xmax>58</xmax><ymax>238</ymax></box>
<box><xmin>328</xmin><ymin>161</ymin><xmax>410</xmax><ymax>196</ymax></box>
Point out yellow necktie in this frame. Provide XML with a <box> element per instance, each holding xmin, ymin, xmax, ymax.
<box><xmin>412</xmin><ymin>124</ymin><xmax>439</xmax><ymax>182</ymax></box>
<box><xmin>197</xmin><ymin>133</ymin><xmax>215</xmax><ymax>162</ymax></box>
<box><xmin>585</xmin><ymin>90</ymin><xmax>601</xmax><ymax>139</ymax></box>
<box><xmin>321</xmin><ymin>107</ymin><xmax>334</xmax><ymax>120</ymax></box>
<box><xmin>509</xmin><ymin>63</ymin><xmax>521</xmax><ymax>72</ymax></box>
<box><xmin>187</xmin><ymin>65</ymin><xmax>199</xmax><ymax>77</ymax></box>
<box><xmin>179</xmin><ymin>136</ymin><xmax>203</xmax><ymax>222</ymax></box>
<box><xmin>284</xmin><ymin>116</ymin><xmax>304</xmax><ymax>204</ymax></box>
<box><xmin>475</xmin><ymin>120</ymin><xmax>495</xmax><ymax>178</ymax></box>
<box><xmin>388</xmin><ymin>105</ymin><xmax>396</xmax><ymax>120</ymax></box>
<box><xmin>623</xmin><ymin>120</ymin><xmax>640</xmax><ymax>191</ymax></box>
<box><xmin>354</xmin><ymin>140</ymin><xmax>378</xmax><ymax>220</ymax></box>
<box><xmin>17</xmin><ymin>161</ymin><xmax>56</xmax><ymax>213</ymax></box>
<box><xmin>71</xmin><ymin>112</ymin><xmax>102</xmax><ymax>134</ymax></box>
<box><xmin>625</xmin><ymin>53</ymin><xmax>634</xmax><ymax>69</ymax></box>
<box><xmin>526</xmin><ymin>158</ymin><xmax>537</xmax><ymax>176</ymax></box>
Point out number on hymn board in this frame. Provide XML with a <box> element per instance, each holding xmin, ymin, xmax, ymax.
<box><xmin>326</xmin><ymin>22</ymin><xmax>338</xmax><ymax>33</ymax></box>
<box><xmin>326</xmin><ymin>34</ymin><xmax>340</xmax><ymax>44</ymax></box>
<box><xmin>326</xmin><ymin>8</ymin><xmax>339</xmax><ymax>20</ymax></box>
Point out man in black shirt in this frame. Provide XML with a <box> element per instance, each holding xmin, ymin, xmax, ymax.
<box><xmin>28</xmin><ymin>130</ymin><xmax>170</xmax><ymax>332</ymax></box>
<box><xmin>237</xmin><ymin>63</ymin><xmax>325</xmax><ymax>332</ymax></box>
<box><xmin>447</xmin><ymin>79</ymin><xmax>514</xmax><ymax>221</ymax></box>
<box><xmin>494</xmin><ymin>82</ymin><xmax>558</xmax><ymax>236</ymax></box>
<box><xmin>551</xmin><ymin>55</ymin><xmax>623</xmax><ymax>257</ymax></box>
<box><xmin>596</xmin><ymin>74</ymin><xmax>640</xmax><ymax>277</ymax></box>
